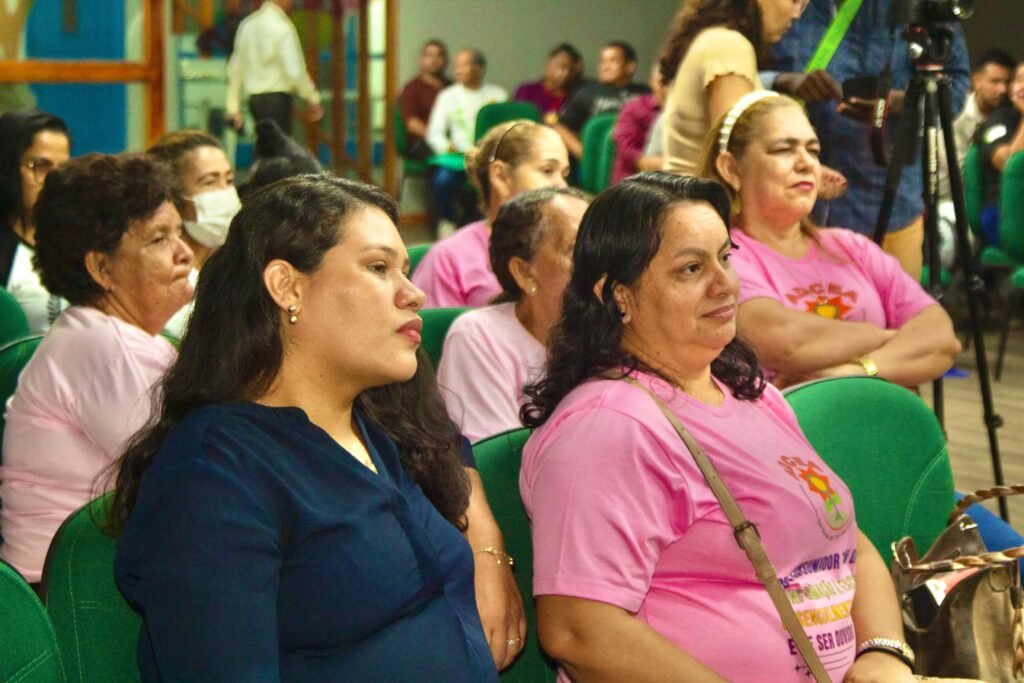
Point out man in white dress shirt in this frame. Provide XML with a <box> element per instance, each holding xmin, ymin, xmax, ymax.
<box><xmin>226</xmin><ymin>0</ymin><xmax>323</xmax><ymax>136</ymax></box>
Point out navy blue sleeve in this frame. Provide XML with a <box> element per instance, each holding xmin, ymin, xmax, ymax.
<box><xmin>458</xmin><ymin>434</ymin><xmax>477</xmax><ymax>468</ymax></box>
<box><xmin>115</xmin><ymin>444</ymin><xmax>282</xmax><ymax>682</ymax></box>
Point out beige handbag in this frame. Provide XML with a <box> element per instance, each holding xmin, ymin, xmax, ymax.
<box><xmin>892</xmin><ymin>486</ymin><xmax>1024</xmax><ymax>682</ymax></box>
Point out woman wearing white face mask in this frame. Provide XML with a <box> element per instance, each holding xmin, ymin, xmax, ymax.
<box><xmin>148</xmin><ymin>131</ymin><xmax>240</xmax><ymax>267</ymax></box>
<box><xmin>148</xmin><ymin>131</ymin><xmax>240</xmax><ymax>337</ymax></box>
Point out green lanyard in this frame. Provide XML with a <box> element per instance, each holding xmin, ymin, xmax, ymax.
<box><xmin>805</xmin><ymin>0</ymin><xmax>864</xmax><ymax>73</ymax></box>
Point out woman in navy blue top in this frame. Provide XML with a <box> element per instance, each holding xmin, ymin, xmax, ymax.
<box><xmin>110</xmin><ymin>176</ymin><xmax>499</xmax><ymax>682</ymax></box>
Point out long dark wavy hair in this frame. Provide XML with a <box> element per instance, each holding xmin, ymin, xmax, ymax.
<box><xmin>109</xmin><ymin>175</ymin><xmax>469</xmax><ymax>531</ymax></box>
<box><xmin>357</xmin><ymin>346</ymin><xmax>469</xmax><ymax>530</ymax></box>
<box><xmin>659</xmin><ymin>0</ymin><xmax>769</xmax><ymax>84</ymax></box>
<box><xmin>521</xmin><ymin>172</ymin><xmax>765</xmax><ymax>429</ymax></box>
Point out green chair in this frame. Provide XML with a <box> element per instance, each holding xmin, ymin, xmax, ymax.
<box><xmin>40</xmin><ymin>493</ymin><xmax>142</xmax><ymax>683</ymax></box>
<box><xmin>0</xmin><ymin>287</ymin><xmax>31</xmax><ymax>347</ymax></box>
<box><xmin>420</xmin><ymin>306</ymin><xmax>470</xmax><ymax>370</ymax></box>
<box><xmin>0</xmin><ymin>335</ymin><xmax>43</xmax><ymax>449</ymax></box>
<box><xmin>784</xmin><ymin>376</ymin><xmax>956</xmax><ymax>560</ymax></box>
<box><xmin>407</xmin><ymin>243</ymin><xmax>431</xmax><ymax>277</ymax></box>
<box><xmin>578</xmin><ymin>112</ymin><xmax>618</xmax><ymax>194</ymax></box>
<box><xmin>474</xmin><ymin>101</ymin><xmax>541</xmax><ymax>142</ymax></box>
<box><xmin>473</xmin><ymin>428</ymin><xmax>558</xmax><ymax>683</ymax></box>
<box><xmin>983</xmin><ymin>150</ymin><xmax>1024</xmax><ymax>378</ymax></box>
<box><xmin>0</xmin><ymin>558</ymin><xmax>66</xmax><ymax>683</ymax></box>
<box><xmin>962</xmin><ymin>143</ymin><xmax>986</xmax><ymax>242</ymax></box>
<box><xmin>394</xmin><ymin>104</ymin><xmax>429</xmax><ymax>198</ymax></box>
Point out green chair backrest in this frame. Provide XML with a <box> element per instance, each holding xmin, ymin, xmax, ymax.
<box><xmin>473</xmin><ymin>428</ymin><xmax>558</xmax><ymax>683</ymax></box>
<box><xmin>0</xmin><ymin>335</ymin><xmax>43</xmax><ymax>451</ymax></box>
<box><xmin>0</xmin><ymin>559</ymin><xmax>66</xmax><ymax>683</ymax></box>
<box><xmin>474</xmin><ymin>101</ymin><xmax>542</xmax><ymax>143</ymax></box>
<box><xmin>41</xmin><ymin>493</ymin><xmax>142</xmax><ymax>683</ymax></box>
<box><xmin>394</xmin><ymin>102</ymin><xmax>410</xmax><ymax>156</ymax></box>
<box><xmin>998</xmin><ymin>150</ymin><xmax>1024</xmax><ymax>263</ymax></box>
<box><xmin>579</xmin><ymin>112</ymin><xmax>618</xmax><ymax>194</ymax></box>
<box><xmin>420</xmin><ymin>306</ymin><xmax>470</xmax><ymax>370</ymax></box>
<box><xmin>962</xmin><ymin>143</ymin><xmax>986</xmax><ymax>240</ymax></box>
<box><xmin>394</xmin><ymin>104</ymin><xmax>429</xmax><ymax>176</ymax></box>
<box><xmin>407</xmin><ymin>243</ymin><xmax>431</xmax><ymax>277</ymax></box>
<box><xmin>0</xmin><ymin>288</ymin><xmax>31</xmax><ymax>347</ymax></box>
<box><xmin>784</xmin><ymin>376</ymin><xmax>956</xmax><ymax>561</ymax></box>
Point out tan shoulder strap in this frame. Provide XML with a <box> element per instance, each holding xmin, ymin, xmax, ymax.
<box><xmin>623</xmin><ymin>377</ymin><xmax>830</xmax><ymax>683</ymax></box>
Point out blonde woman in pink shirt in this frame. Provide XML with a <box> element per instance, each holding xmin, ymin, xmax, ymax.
<box><xmin>412</xmin><ymin>120</ymin><xmax>570</xmax><ymax>308</ymax></box>
<box><xmin>0</xmin><ymin>154</ymin><xmax>192</xmax><ymax>587</ymax></box>
<box><xmin>437</xmin><ymin>187</ymin><xmax>588</xmax><ymax>443</ymax></box>
<box><xmin>700</xmin><ymin>93</ymin><xmax>960</xmax><ymax>387</ymax></box>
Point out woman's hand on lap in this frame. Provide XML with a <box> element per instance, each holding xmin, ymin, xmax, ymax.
<box><xmin>474</xmin><ymin>552</ymin><xmax>527</xmax><ymax>670</ymax></box>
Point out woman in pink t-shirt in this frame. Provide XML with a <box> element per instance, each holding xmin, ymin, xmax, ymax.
<box><xmin>700</xmin><ymin>93</ymin><xmax>961</xmax><ymax>387</ymax></box>
<box><xmin>437</xmin><ymin>187</ymin><xmax>588</xmax><ymax>443</ymax></box>
<box><xmin>520</xmin><ymin>173</ymin><xmax>915</xmax><ymax>682</ymax></box>
<box><xmin>412</xmin><ymin>120</ymin><xmax>571</xmax><ymax>308</ymax></box>
<box><xmin>0</xmin><ymin>154</ymin><xmax>193</xmax><ymax>585</ymax></box>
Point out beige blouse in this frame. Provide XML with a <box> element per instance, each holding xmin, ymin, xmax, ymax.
<box><xmin>662</xmin><ymin>26</ymin><xmax>764</xmax><ymax>176</ymax></box>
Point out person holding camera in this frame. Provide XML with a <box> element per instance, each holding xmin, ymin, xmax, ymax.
<box><xmin>767</xmin><ymin>0</ymin><xmax>970</xmax><ymax>280</ymax></box>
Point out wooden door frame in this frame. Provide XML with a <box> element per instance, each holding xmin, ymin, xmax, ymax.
<box><xmin>0</xmin><ymin>1</ymin><xmax>166</xmax><ymax>144</ymax></box>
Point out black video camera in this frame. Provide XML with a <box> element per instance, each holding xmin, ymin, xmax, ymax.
<box><xmin>891</xmin><ymin>0</ymin><xmax>973</xmax><ymax>25</ymax></box>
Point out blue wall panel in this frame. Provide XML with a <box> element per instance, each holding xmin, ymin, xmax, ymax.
<box><xmin>25</xmin><ymin>0</ymin><xmax>127</xmax><ymax>154</ymax></box>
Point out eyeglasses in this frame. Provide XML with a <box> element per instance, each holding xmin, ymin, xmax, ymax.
<box><xmin>22</xmin><ymin>157</ymin><xmax>59</xmax><ymax>183</ymax></box>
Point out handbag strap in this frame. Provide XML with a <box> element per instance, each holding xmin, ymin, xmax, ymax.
<box><xmin>805</xmin><ymin>0</ymin><xmax>864</xmax><ymax>73</ymax></box>
<box><xmin>950</xmin><ymin>484</ymin><xmax>1024</xmax><ymax>524</ymax></box>
<box><xmin>622</xmin><ymin>378</ymin><xmax>830</xmax><ymax>683</ymax></box>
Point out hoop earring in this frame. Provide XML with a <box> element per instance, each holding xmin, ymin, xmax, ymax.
<box><xmin>287</xmin><ymin>305</ymin><xmax>298</xmax><ymax>324</ymax></box>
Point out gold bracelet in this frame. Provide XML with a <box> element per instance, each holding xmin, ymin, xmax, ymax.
<box><xmin>474</xmin><ymin>547</ymin><xmax>515</xmax><ymax>568</ymax></box>
<box><xmin>853</xmin><ymin>355</ymin><xmax>879</xmax><ymax>376</ymax></box>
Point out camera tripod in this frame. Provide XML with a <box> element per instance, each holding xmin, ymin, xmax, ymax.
<box><xmin>872</xmin><ymin>25</ymin><xmax>1008</xmax><ymax>520</ymax></box>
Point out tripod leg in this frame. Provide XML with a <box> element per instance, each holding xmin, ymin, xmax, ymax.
<box><xmin>938</xmin><ymin>76</ymin><xmax>1008</xmax><ymax>521</ymax></box>
<box><xmin>872</xmin><ymin>80</ymin><xmax>924</xmax><ymax>245</ymax></box>
<box><xmin>922</xmin><ymin>82</ymin><xmax>944</xmax><ymax>425</ymax></box>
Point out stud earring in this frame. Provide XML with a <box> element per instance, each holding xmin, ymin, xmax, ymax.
<box><xmin>528</xmin><ymin>285</ymin><xmax>538</xmax><ymax>296</ymax></box>
<box><xmin>287</xmin><ymin>305</ymin><xmax>298</xmax><ymax>324</ymax></box>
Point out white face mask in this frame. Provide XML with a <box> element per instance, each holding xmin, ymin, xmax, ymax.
<box><xmin>183</xmin><ymin>186</ymin><xmax>241</xmax><ymax>248</ymax></box>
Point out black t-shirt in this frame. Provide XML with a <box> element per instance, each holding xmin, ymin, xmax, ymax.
<box><xmin>558</xmin><ymin>81</ymin><xmax>651</xmax><ymax>133</ymax></box>
<box><xmin>975</xmin><ymin>104</ymin><xmax>1022</xmax><ymax>205</ymax></box>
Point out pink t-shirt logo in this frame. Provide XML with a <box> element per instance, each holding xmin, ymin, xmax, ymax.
<box><xmin>785</xmin><ymin>282</ymin><xmax>859</xmax><ymax>320</ymax></box>
<box><xmin>778</xmin><ymin>455</ymin><xmax>853</xmax><ymax>538</ymax></box>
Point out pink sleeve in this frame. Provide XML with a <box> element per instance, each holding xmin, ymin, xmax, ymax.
<box><xmin>832</xmin><ymin>230</ymin><xmax>937</xmax><ymax>328</ymax></box>
<box><xmin>436</xmin><ymin>321</ymin><xmax>521</xmax><ymax>443</ymax></box>
<box><xmin>411</xmin><ymin>247</ymin><xmax>465</xmax><ymax>308</ymax></box>
<box><xmin>72</xmin><ymin>342</ymin><xmax>170</xmax><ymax>458</ymax></box>
<box><xmin>527</xmin><ymin>407</ymin><xmax>692</xmax><ymax>612</ymax></box>
<box><xmin>729</xmin><ymin>233</ymin><xmax>781</xmax><ymax>304</ymax></box>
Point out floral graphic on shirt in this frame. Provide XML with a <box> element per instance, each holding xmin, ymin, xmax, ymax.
<box><xmin>778</xmin><ymin>455</ymin><xmax>852</xmax><ymax>538</ymax></box>
<box><xmin>786</xmin><ymin>282</ymin><xmax>858</xmax><ymax>320</ymax></box>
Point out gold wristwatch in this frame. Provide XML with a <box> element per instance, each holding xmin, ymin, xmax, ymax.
<box><xmin>854</xmin><ymin>355</ymin><xmax>879</xmax><ymax>376</ymax></box>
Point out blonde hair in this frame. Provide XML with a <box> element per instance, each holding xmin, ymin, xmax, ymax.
<box><xmin>465</xmin><ymin>119</ymin><xmax>546</xmax><ymax>208</ymax></box>
<box><xmin>698</xmin><ymin>95</ymin><xmax>819</xmax><ymax>238</ymax></box>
